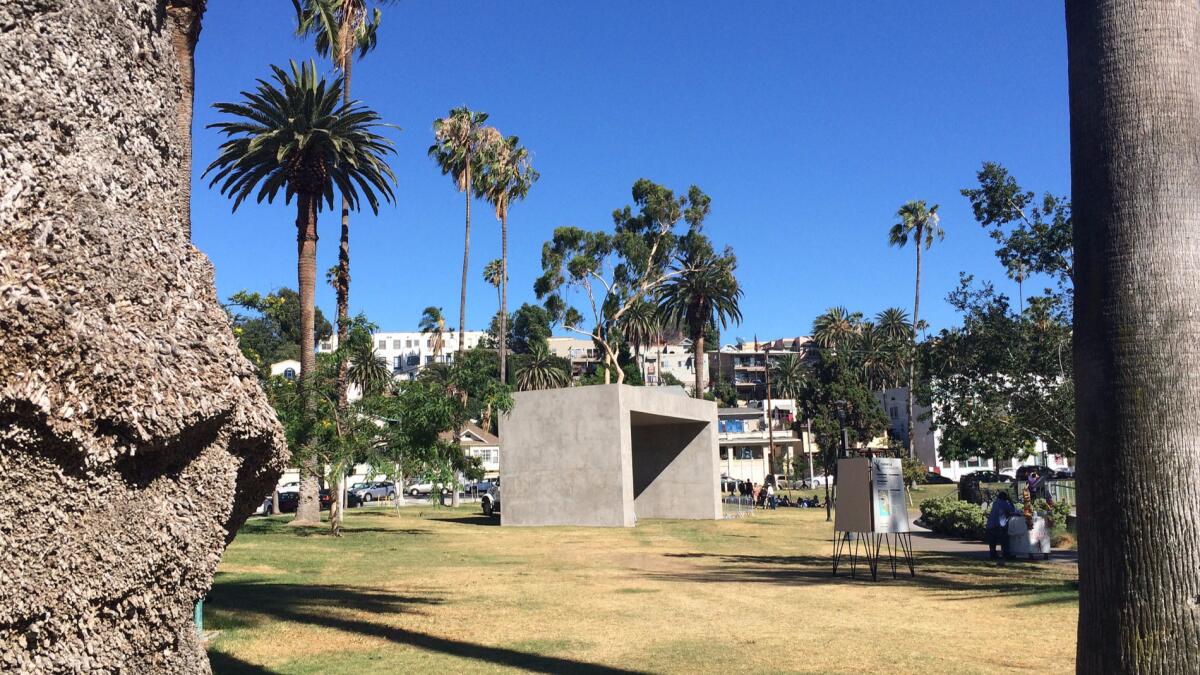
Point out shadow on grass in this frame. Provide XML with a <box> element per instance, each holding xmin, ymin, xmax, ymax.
<box><xmin>207</xmin><ymin>649</ymin><xmax>277</xmax><ymax>674</ymax></box>
<box><xmin>429</xmin><ymin>515</ymin><xmax>500</xmax><ymax>527</ymax></box>
<box><xmin>208</xmin><ymin>580</ymin><xmax>646</xmax><ymax>674</ymax></box>
<box><xmin>647</xmin><ymin>552</ymin><xmax>1077</xmax><ymax>605</ymax></box>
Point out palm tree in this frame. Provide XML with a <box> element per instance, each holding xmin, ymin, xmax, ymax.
<box><xmin>1068</xmin><ymin>2</ymin><xmax>1200</xmax><ymax>668</ymax></box>
<box><xmin>811</xmin><ymin>307</ymin><xmax>861</xmax><ymax>352</ymax></box>
<box><xmin>293</xmin><ymin>0</ymin><xmax>388</xmax><ymax>411</ymax></box>
<box><xmin>347</xmin><ymin>339</ymin><xmax>391</xmax><ymax>396</ymax></box>
<box><xmin>205</xmin><ymin>61</ymin><xmax>396</xmax><ymax>525</ymax></box>
<box><xmin>482</xmin><ymin>258</ymin><xmax>503</xmax><ymax>350</ymax></box>
<box><xmin>478</xmin><ymin>136</ymin><xmax>539</xmax><ymax>386</ymax></box>
<box><xmin>418</xmin><ymin>306</ymin><xmax>448</xmax><ymax>364</ymax></box>
<box><xmin>889</xmin><ymin>200</ymin><xmax>943</xmax><ymax>458</ymax></box>
<box><xmin>854</xmin><ymin>323</ymin><xmax>889</xmax><ymax>390</ymax></box>
<box><xmin>875</xmin><ymin>307</ymin><xmax>913</xmax><ymax>342</ymax></box>
<box><xmin>515</xmin><ymin>343</ymin><xmax>571</xmax><ymax>391</ymax></box>
<box><xmin>657</xmin><ymin>240</ymin><xmax>742</xmax><ymax>397</ymax></box>
<box><xmin>769</xmin><ymin>353</ymin><xmax>807</xmax><ymax>399</ymax></box>
<box><xmin>429</xmin><ymin>108</ymin><xmax>501</xmax><ymax>356</ymax></box>
<box><xmin>618</xmin><ymin>299</ymin><xmax>660</xmax><ymax>383</ymax></box>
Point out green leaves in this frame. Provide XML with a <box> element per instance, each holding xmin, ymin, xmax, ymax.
<box><xmin>204</xmin><ymin>60</ymin><xmax>397</xmax><ymax>214</ymax></box>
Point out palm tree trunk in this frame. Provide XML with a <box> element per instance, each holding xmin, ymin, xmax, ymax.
<box><xmin>907</xmin><ymin>225</ymin><xmax>922</xmax><ymax>459</ymax></box>
<box><xmin>293</xmin><ymin>193</ymin><xmax>322</xmax><ymax>526</ymax></box>
<box><xmin>459</xmin><ymin>161</ymin><xmax>471</xmax><ymax>355</ymax></box>
<box><xmin>693</xmin><ymin>333</ymin><xmax>704</xmax><ymax>398</ymax></box>
<box><xmin>164</xmin><ymin>1</ymin><xmax>201</xmax><ymax>240</ymax></box>
<box><xmin>335</xmin><ymin>52</ymin><xmax>353</xmax><ymax>412</ymax></box>
<box><xmin>499</xmin><ymin>211</ymin><xmax>509</xmax><ymax>384</ymax></box>
<box><xmin>1068</xmin><ymin>2</ymin><xmax>1200</xmax><ymax>671</ymax></box>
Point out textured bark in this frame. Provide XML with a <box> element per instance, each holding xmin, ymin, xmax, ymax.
<box><xmin>1067</xmin><ymin>1</ymin><xmax>1200</xmax><ymax>672</ymax></box>
<box><xmin>693</xmin><ymin>333</ymin><xmax>704</xmax><ymax>397</ymax></box>
<box><xmin>907</xmin><ymin>224</ymin><xmax>922</xmax><ymax>459</ymax></box>
<box><xmin>334</xmin><ymin>31</ymin><xmax>353</xmax><ymax>415</ymax></box>
<box><xmin>459</xmin><ymin>162</ymin><xmax>472</xmax><ymax>354</ymax></box>
<box><xmin>164</xmin><ymin>0</ymin><xmax>202</xmax><ymax>240</ymax></box>
<box><xmin>499</xmin><ymin>212</ymin><xmax>508</xmax><ymax>384</ymax></box>
<box><xmin>0</xmin><ymin>1</ymin><xmax>287</xmax><ymax>672</ymax></box>
<box><xmin>293</xmin><ymin>193</ymin><xmax>322</xmax><ymax>526</ymax></box>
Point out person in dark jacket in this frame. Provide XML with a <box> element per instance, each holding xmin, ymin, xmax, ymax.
<box><xmin>986</xmin><ymin>492</ymin><xmax>1019</xmax><ymax>560</ymax></box>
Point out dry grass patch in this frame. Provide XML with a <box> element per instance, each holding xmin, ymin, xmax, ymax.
<box><xmin>207</xmin><ymin>506</ymin><xmax>1076</xmax><ymax>674</ymax></box>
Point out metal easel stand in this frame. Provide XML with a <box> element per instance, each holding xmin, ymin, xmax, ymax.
<box><xmin>832</xmin><ymin>532</ymin><xmax>915</xmax><ymax>581</ymax></box>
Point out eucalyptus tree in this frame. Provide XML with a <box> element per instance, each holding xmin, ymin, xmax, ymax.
<box><xmin>515</xmin><ymin>342</ymin><xmax>571</xmax><ymax>391</ymax></box>
<box><xmin>1067</xmin><ymin>1</ymin><xmax>1200</xmax><ymax>669</ymax></box>
<box><xmin>888</xmin><ymin>200</ymin><xmax>943</xmax><ymax>457</ymax></box>
<box><xmin>429</xmin><ymin>108</ymin><xmax>502</xmax><ymax>353</ymax></box>
<box><xmin>657</xmin><ymin>232</ymin><xmax>743</xmax><ymax>397</ymax></box>
<box><xmin>478</xmin><ymin>136</ymin><xmax>539</xmax><ymax>385</ymax></box>
<box><xmin>293</xmin><ymin>0</ymin><xmax>391</xmax><ymax>411</ymax></box>
<box><xmin>536</xmin><ymin>180</ymin><xmax>710</xmax><ymax>384</ymax></box>
<box><xmin>205</xmin><ymin>61</ymin><xmax>396</xmax><ymax>525</ymax></box>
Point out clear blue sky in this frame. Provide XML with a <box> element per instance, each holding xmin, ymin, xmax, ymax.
<box><xmin>191</xmin><ymin>1</ymin><xmax>1069</xmax><ymax>341</ymax></box>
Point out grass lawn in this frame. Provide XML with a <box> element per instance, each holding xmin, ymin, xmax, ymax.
<box><xmin>207</xmin><ymin>505</ymin><xmax>1077</xmax><ymax>674</ymax></box>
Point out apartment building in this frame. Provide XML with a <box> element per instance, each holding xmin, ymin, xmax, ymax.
<box><xmin>716</xmin><ymin>400</ymin><xmax>815</xmax><ymax>484</ymax></box>
<box><xmin>709</xmin><ymin>337</ymin><xmax>812</xmax><ymax>403</ymax></box>
<box><xmin>642</xmin><ymin>340</ymin><xmax>706</xmax><ymax>390</ymax></box>
<box><xmin>319</xmin><ymin>330</ymin><xmax>489</xmax><ymax>379</ymax></box>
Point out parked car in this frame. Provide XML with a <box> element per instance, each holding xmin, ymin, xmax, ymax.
<box><xmin>965</xmin><ymin>470</ymin><xmax>1008</xmax><ymax>484</ymax></box>
<box><xmin>1053</xmin><ymin>468</ymin><xmax>1075</xmax><ymax>479</ymax></box>
<box><xmin>277</xmin><ymin>481</ymin><xmax>300</xmax><ymax>494</ymax></box>
<box><xmin>481</xmin><ymin>484</ymin><xmax>501</xmax><ymax>517</ymax></box>
<box><xmin>350</xmin><ymin>481</ymin><xmax>396</xmax><ymax>502</ymax></box>
<box><xmin>407</xmin><ymin>480</ymin><xmax>453</xmax><ymax>496</ymax></box>
<box><xmin>808</xmin><ymin>475</ymin><xmax>832</xmax><ymax>487</ymax></box>
<box><xmin>276</xmin><ymin>489</ymin><xmax>334</xmax><ymax>513</ymax></box>
<box><xmin>252</xmin><ymin>495</ymin><xmax>272</xmax><ymax>516</ymax></box>
<box><xmin>1015</xmin><ymin>465</ymin><xmax>1056</xmax><ymax>482</ymax></box>
<box><xmin>924</xmin><ymin>471</ymin><xmax>955</xmax><ymax>485</ymax></box>
<box><xmin>468</xmin><ymin>479</ymin><xmax>498</xmax><ymax>495</ymax></box>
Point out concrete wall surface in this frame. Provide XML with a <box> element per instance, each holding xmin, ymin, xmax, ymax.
<box><xmin>500</xmin><ymin>385</ymin><xmax>719</xmax><ymax>526</ymax></box>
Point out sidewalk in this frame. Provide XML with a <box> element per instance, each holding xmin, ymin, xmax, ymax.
<box><xmin>907</xmin><ymin>519</ymin><xmax>1078</xmax><ymax>564</ymax></box>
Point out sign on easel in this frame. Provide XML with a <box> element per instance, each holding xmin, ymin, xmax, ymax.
<box><xmin>832</xmin><ymin>457</ymin><xmax>915</xmax><ymax>580</ymax></box>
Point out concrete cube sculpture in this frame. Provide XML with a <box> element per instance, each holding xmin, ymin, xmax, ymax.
<box><xmin>500</xmin><ymin>385</ymin><xmax>719</xmax><ymax>526</ymax></box>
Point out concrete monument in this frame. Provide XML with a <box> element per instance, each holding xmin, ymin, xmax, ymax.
<box><xmin>499</xmin><ymin>385</ymin><xmax>719</xmax><ymax>526</ymax></box>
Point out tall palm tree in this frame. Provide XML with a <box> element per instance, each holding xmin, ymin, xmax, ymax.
<box><xmin>875</xmin><ymin>307</ymin><xmax>914</xmax><ymax>390</ymax></box>
<box><xmin>478</xmin><ymin>136</ymin><xmax>539</xmax><ymax>386</ymax></box>
<box><xmin>205</xmin><ymin>61</ymin><xmax>396</xmax><ymax>525</ymax></box>
<box><xmin>811</xmin><ymin>307</ymin><xmax>861</xmax><ymax>351</ymax></box>
<box><xmin>1068</xmin><ymin>2</ymin><xmax>1200</xmax><ymax>669</ymax></box>
<box><xmin>618</xmin><ymin>299</ymin><xmax>660</xmax><ymax>383</ymax></box>
<box><xmin>854</xmin><ymin>323</ymin><xmax>889</xmax><ymax>390</ymax></box>
<box><xmin>418</xmin><ymin>306</ymin><xmax>448</xmax><ymax>364</ymax></box>
<box><xmin>515</xmin><ymin>343</ymin><xmax>571</xmax><ymax>391</ymax></box>
<box><xmin>429</xmin><ymin>108</ymin><xmax>501</xmax><ymax>356</ymax></box>
<box><xmin>657</xmin><ymin>240</ymin><xmax>742</xmax><ymax>397</ymax></box>
<box><xmin>293</xmin><ymin>0</ymin><xmax>388</xmax><ymax>411</ymax></box>
<box><xmin>889</xmin><ymin>200</ymin><xmax>943</xmax><ymax>458</ymax></box>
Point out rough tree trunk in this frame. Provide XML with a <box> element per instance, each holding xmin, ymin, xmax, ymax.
<box><xmin>293</xmin><ymin>193</ymin><xmax>322</xmax><ymax>526</ymax></box>
<box><xmin>0</xmin><ymin>2</ymin><xmax>286</xmax><ymax>671</ymax></box>
<box><xmin>499</xmin><ymin>212</ymin><xmax>508</xmax><ymax>384</ymax></box>
<box><xmin>693</xmin><ymin>333</ymin><xmax>705</xmax><ymax>398</ymax></box>
<box><xmin>907</xmin><ymin>224</ymin><xmax>922</xmax><ymax>459</ymax></box>
<box><xmin>335</xmin><ymin>56</ymin><xmax>353</xmax><ymax>413</ymax></box>
<box><xmin>1067</xmin><ymin>1</ymin><xmax>1200</xmax><ymax>672</ymax></box>
<box><xmin>459</xmin><ymin>162</ymin><xmax>471</xmax><ymax>354</ymax></box>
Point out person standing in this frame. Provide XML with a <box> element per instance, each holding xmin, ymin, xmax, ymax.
<box><xmin>766</xmin><ymin>483</ymin><xmax>777</xmax><ymax>510</ymax></box>
<box><xmin>987</xmin><ymin>492</ymin><xmax>1019</xmax><ymax>560</ymax></box>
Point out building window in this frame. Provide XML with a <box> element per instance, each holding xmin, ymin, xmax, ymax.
<box><xmin>392</xmin><ymin>339</ymin><xmax>402</xmax><ymax>349</ymax></box>
<box><xmin>752</xmin><ymin>448</ymin><xmax>763</xmax><ymax>459</ymax></box>
<box><xmin>966</xmin><ymin>456</ymin><xmax>982</xmax><ymax>467</ymax></box>
<box><xmin>425</xmin><ymin>356</ymin><xmax>434</xmax><ymax>365</ymax></box>
<box><xmin>406</xmin><ymin>339</ymin><xmax>413</xmax><ymax>348</ymax></box>
<box><xmin>719</xmin><ymin>447</ymin><xmax>729</xmax><ymax>460</ymax></box>
<box><xmin>377</xmin><ymin>340</ymin><xmax>386</xmax><ymax>350</ymax></box>
<box><xmin>393</xmin><ymin>356</ymin><xmax>402</xmax><ymax>368</ymax></box>
<box><xmin>407</xmin><ymin>355</ymin><xmax>420</xmax><ymax>367</ymax></box>
<box><xmin>283</xmin><ymin>367</ymin><xmax>296</xmax><ymax>381</ymax></box>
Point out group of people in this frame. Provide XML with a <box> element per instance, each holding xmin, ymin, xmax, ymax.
<box><xmin>986</xmin><ymin>487</ymin><xmax>1054</xmax><ymax>562</ymax></box>
<box><xmin>726</xmin><ymin>480</ymin><xmax>824</xmax><ymax>510</ymax></box>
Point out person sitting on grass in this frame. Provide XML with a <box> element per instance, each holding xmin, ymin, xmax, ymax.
<box><xmin>986</xmin><ymin>491</ymin><xmax>1019</xmax><ymax>561</ymax></box>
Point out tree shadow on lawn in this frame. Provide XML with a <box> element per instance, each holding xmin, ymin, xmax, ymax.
<box><xmin>648</xmin><ymin>552</ymin><xmax>1077</xmax><ymax>605</ymax></box>
<box><xmin>240</xmin><ymin>519</ymin><xmax>432</xmax><ymax>537</ymax></box>
<box><xmin>208</xmin><ymin>580</ymin><xmax>646</xmax><ymax>675</ymax></box>
<box><xmin>427</xmin><ymin>515</ymin><xmax>500</xmax><ymax>527</ymax></box>
<box><xmin>207</xmin><ymin>649</ymin><xmax>278</xmax><ymax>674</ymax></box>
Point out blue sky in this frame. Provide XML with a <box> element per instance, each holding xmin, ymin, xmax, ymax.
<box><xmin>191</xmin><ymin>1</ymin><xmax>1069</xmax><ymax>341</ymax></box>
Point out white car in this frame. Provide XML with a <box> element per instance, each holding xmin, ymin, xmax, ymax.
<box><xmin>808</xmin><ymin>475</ymin><xmax>832</xmax><ymax>487</ymax></box>
<box><xmin>277</xmin><ymin>481</ymin><xmax>300</xmax><ymax>494</ymax></box>
<box><xmin>481</xmin><ymin>485</ymin><xmax>500</xmax><ymax>517</ymax></box>
<box><xmin>407</xmin><ymin>481</ymin><xmax>449</xmax><ymax>497</ymax></box>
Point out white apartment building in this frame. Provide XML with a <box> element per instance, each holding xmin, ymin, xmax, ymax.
<box><xmin>643</xmin><ymin>340</ymin><xmax>707</xmax><ymax>391</ymax></box>
<box><xmin>320</xmin><ymin>330</ymin><xmax>489</xmax><ymax>380</ymax></box>
<box><xmin>876</xmin><ymin>386</ymin><xmax>1073</xmax><ymax>482</ymax></box>
<box><xmin>716</xmin><ymin>400</ymin><xmax>814</xmax><ymax>484</ymax></box>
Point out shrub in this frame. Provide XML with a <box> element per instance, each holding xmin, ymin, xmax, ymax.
<box><xmin>919</xmin><ymin>496</ymin><xmax>987</xmax><ymax>540</ymax></box>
